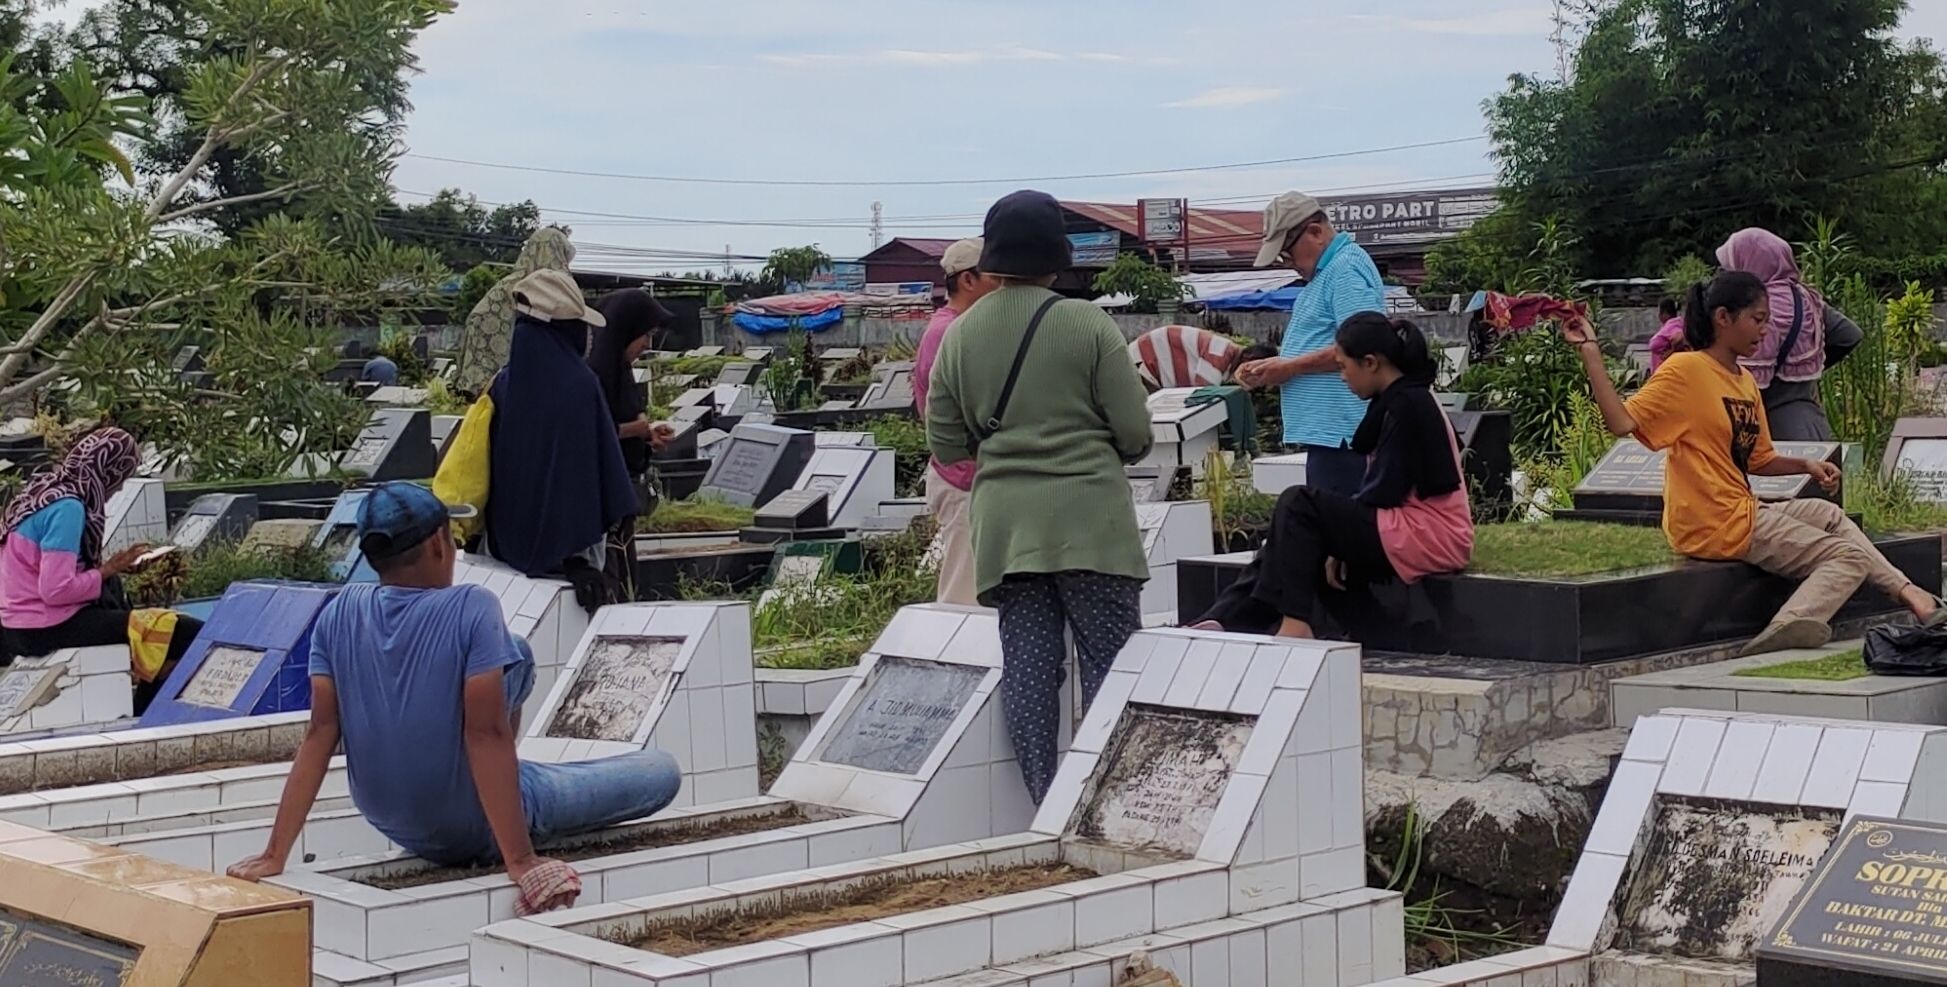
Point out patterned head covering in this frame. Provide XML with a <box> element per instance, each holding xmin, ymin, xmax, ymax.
<box><xmin>1718</xmin><ymin>228</ymin><xmax>1828</xmax><ymax>387</ymax></box>
<box><xmin>1</xmin><ymin>427</ymin><xmax>141</xmax><ymax>566</ymax></box>
<box><xmin>452</xmin><ymin>228</ymin><xmax>576</xmax><ymax>397</ymax></box>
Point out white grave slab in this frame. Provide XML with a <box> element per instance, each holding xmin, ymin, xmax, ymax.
<box><xmin>1882</xmin><ymin>418</ymin><xmax>1947</xmax><ymax>502</ymax></box>
<box><xmin>814</xmin><ymin>431</ymin><xmax>876</xmax><ymax>448</ymax></box>
<box><xmin>364</xmin><ymin>385</ymin><xmax>429</xmax><ymax>407</ymax></box>
<box><xmin>101</xmin><ymin>478</ymin><xmax>168</xmax><ymax>555</ymax></box>
<box><xmin>1134</xmin><ymin>500</ymin><xmax>1215</xmax><ymax>625</ymax></box>
<box><xmin>781</xmin><ymin>445</ymin><xmax>896</xmax><ymax>530</ymax></box>
<box><xmin>1253</xmin><ymin>451</ymin><xmax>1307</xmax><ymax>496</ymax></box>
<box><xmin>454</xmin><ymin>555</ymin><xmax>589</xmax><ymax>722</ymax></box>
<box><xmin>275</xmin><ymin>605</ymin><xmax>1053</xmax><ymax>985</ymax></box>
<box><xmin>471</xmin><ymin>628</ymin><xmax>1399</xmax><ymax>987</ymax></box>
<box><xmin>0</xmin><ymin>646</ymin><xmax>131</xmax><ymax>738</ymax></box>
<box><xmin>521</xmin><ymin>603</ymin><xmax>758</xmax><ymax>807</ymax></box>
<box><xmin>1546</xmin><ymin>708</ymin><xmax>1947</xmax><ymax>978</ymax></box>
<box><xmin>1137</xmin><ymin>387</ymin><xmax>1229</xmax><ymax>477</ymax></box>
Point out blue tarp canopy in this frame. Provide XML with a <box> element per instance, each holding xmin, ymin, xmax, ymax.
<box><xmin>731</xmin><ymin>307</ymin><xmax>846</xmax><ymax>334</ymax></box>
<box><xmin>1204</xmin><ymin>286</ymin><xmax>1304</xmax><ymax>311</ymax></box>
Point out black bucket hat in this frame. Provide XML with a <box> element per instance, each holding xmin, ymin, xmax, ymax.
<box><xmin>979</xmin><ymin>190</ymin><xmax>1073</xmax><ymax>278</ymax></box>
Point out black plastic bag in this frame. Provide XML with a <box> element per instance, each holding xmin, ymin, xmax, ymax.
<box><xmin>1863</xmin><ymin>620</ymin><xmax>1947</xmax><ymax>676</ymax></box>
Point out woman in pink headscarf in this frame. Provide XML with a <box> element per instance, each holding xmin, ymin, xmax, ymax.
<box><xmin>1716</xmin><ymin>228</ymin><xmax>1863</xmax><ymax>441</ymax></box>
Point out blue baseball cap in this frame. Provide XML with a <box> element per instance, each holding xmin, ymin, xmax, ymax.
<box><xmin>356</xmin><ymin>482</ymin><xmax>474</xmax><ymax>564</ymax></box>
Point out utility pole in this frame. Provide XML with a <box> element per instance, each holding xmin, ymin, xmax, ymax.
<box><xmin>869</xmin><ymin>201</ymin><xmax>884</xmax><ymax>251</ymax></box>
<box><xmin>723</xmin><ymin>244</ymin><xmax>733</xmax><ymax>280</ymax></box>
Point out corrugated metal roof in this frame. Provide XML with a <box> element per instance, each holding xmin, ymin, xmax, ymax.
<box><xmin>859</xmin><ymin>237</ymin><xmax>958</xmax><ymax>261</ymax></box>
<box><xmin>1061</xmin><ymin>201</ymin><xmax>1265</xmax><ymax>253</ymax></box>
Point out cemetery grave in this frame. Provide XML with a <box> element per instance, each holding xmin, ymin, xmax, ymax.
<box><xmin>1755</xmin><ymin>815</ymin><xmax>1947</xmax><ymax>986</ymax></box>
<box><xmin>469</xmin><ymin>626</ymin><xmax>1402</xmax><ymax>987</ymax></box>
<box><xmin>0</xmin><ymin>820</ymin><xmax>313</xmax><ymax>985</ymax></box>
<box><xmin>364</xmin><ymin>384</ymin><xmax>430</xmax><ymax>407</ymax></box>
<box><xmin>0</xmin><ymin>644</ymin><xmax>131</xmax><ymax>737</ymax></box>
<box><xmin>1883</xmin><ymin>416</ymin><xmax>1947</xmax><ymax>502</ymax></box>
<box><xmin>1138</xmin><ymin>387</ymin><xmax>1230</xmax><ymax>478</ymax></box>
<box><xmin>138</xmin><ymin>582</ymin><xmax>336</xmax><ymax>728</ymax></box>
<box><xmin>855</xmin><ymin>360</ymin><xmax>916</xmax><ymax>410</ymax></box>
<box><xmin>1134</xmin><ymin>500</ymin><xmax>1216</xmax><ymax>626</ymax></box>
<box><xmin>431</xmin><ymin>413</ymin><xmax>464</xmax><ymax>464</ymax></box>
<box><xmin>100</xmin><ymin>478</ymin><xmax>168</xmax><ymax>556</ymax></box>
<box><xmin>312</xmin><ymin>489</ymin><xmax>377</xmax><ymax>582</ymax></box>
<box><xmin>779</xmin><ymin>444</ymin><xmax>895</xmax><ymax>531</ymax></box>
<box><xmin>1611</xmin><ymin>643</ymin><xmax>1947</xmax><ymax>729</ymax></box>
<box><xmin>270</xmin><ymin>605</ymin><xmax>1054</xmax><ymax>985</ymax></box>
<box><xmin>1565</xmin><ymin>438</ymin><xmax>1845</xmax><ymax>525</ymax></box>
<box><xmin>698</xmin><ymin>423</ymin><xmax>815</xmax><ymax>508</ymax></box>
<box><xmin>338</xmin><ymin>407</ymin><xmax>437</xmax><ymax>481</ymax></box>
<box><xmin>168</xmin><ymin>493</ymin><xmax>258</xmax><ymax>552</ymax></box>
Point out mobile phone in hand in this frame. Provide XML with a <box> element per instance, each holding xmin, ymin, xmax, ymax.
<box><xmin>134</xmin><ymin>545</ymin><xmax>180</xmax><ymax>568</ymax></box>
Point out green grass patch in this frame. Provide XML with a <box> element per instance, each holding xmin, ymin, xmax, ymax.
<box><xmin>1468</xmin><ymin>522</ymin><xmax>1677</xmax><ymax>578</ymax></box>
<box><xmin>1733</xmin><ymin>649</ymin><xmax>1869</xmax><ymax>681</ymax></box>
<box><xmin>639</xmin><ymin>498</ymin><xmax>755</xmax><ymax>534</ymax></box>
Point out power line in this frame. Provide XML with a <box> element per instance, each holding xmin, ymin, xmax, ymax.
<box><xmin>400</xmin><ymin>136</ymin><xmax>1489</xmax><ymax>189</ymax></box>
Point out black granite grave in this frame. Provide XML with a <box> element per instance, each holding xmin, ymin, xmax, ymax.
<box><xmin>632</xmin><ymin>541</ymin><xmax>778</xmax><ymax>601</ymax></box>
<box><xmin>717</xmin><ymin>362</ymin><xmax>762</xmax><ymax>388</ymax></box>
<box><xmin>658</xmin><ymin>373</ymin><xmax>700</xmax><ymax>393</ymax></box>
<box><xmin>181</xmin><ymin>370</ymin><xmax>215</xmax><ymax>389</ymax></box>
<box><xmin>671</xmin><ymin>404</ymin><xmax>714</xmax><ymax>426</ymax></box>
<box><xmin>1758</xmin><ymin>816</ymin><xmax>1947</xmax><ymax>987</ymax></box>
<box><xmin>857</xmin><ymin>361</ymin><xmax>916</xmax><ymax>410</ymax></box>
<box><xmin>697</xmin><ymin>423</ymin><xmax>814</xmax><ymax>508</ymax></box>
<box><xmin>1450</xmin><ymin>409</ymin><xmax>1514</xmax><ymax>511</ymax></box>
<box><xmin>1433</xmin><ymin>392</ymin><xmax>1476</xmax><ymax>413</ymax></box>
<box><xmin>1176</xmin><ymin>534</ymin><xmax>1945</xmax><ymax>665</ymax></box>
<box><xmin>172</xmin><ymin>345</ymin><xmax>204</xmax><ymax>375</ymax></box>
<box><xmin>341</xmin><ymin>408</ymin><xmax>436</xmax><ymax>481</ymax></box>
<box><xmin>742</xmin><ymin>347</ymin><xmax>774</xmax><ymax>364</ymax></box>
<box><xmin>170</xmin><ymin>493</ymin><xmax>259</xmax><ymax>551</ymax></box>
<box><xmin>653</xmin><ymin>420</ymin><xmax>700</xmax><ymax>461</ymax></box>
<box><xmin>739</xmin><ymin>490</ymin><xmax>844</xmax><ymax>544</ymax></box>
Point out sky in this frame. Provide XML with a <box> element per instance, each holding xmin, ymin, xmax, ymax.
<box><xmin>40</xmin><ymin>0</ymin><xmax>1947</xmax><ymax>273</ymax></box>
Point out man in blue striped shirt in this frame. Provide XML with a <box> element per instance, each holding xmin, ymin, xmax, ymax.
<box><xmin>1235</xmin><ymin>191</ymin><xmax>1387</xmax><ymax>495</ymax></box>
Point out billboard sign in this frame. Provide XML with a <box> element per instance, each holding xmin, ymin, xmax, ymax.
<box><xmin>1138</xmin><ymin>198</ymin><xmax>1189</xmax><ymax>243</ymax></box>
<box><xmin>1320</xmin><ymin>188</ymin><xmax>1500</xmax><ymax>246</ymax></box>
<box><xmin>1068</xmin><ymin>231</ymin><xmax>1122</xmax><ymax>267</ymax></box>
<box><xmin>805</xmin><ymin>261</ymin><xmax>867</xmax><ymax>292</ymax></box>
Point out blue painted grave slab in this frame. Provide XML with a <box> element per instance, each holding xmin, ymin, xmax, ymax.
<box><xmin>138</xmin><ymin>581</ymin><xmax>340</xmax><ymax>727</ymax></box>
<box><xmin>314</xmin><ymin>490</ymin><xmax>377</xmax><ymax>583</ymax></box>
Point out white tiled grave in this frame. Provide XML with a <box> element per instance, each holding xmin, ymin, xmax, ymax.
<box><xmin>1610</xmin><ymin>642</ymin><xmax>1947</xmax><ymax>727</ymax></box>
<box><xmin>455</xmin><ymin>555</ymin><xmax>591</xmax><ymax>722</ymax></box>
<box><xmin>1252</xmin><ymin>452</ymin><xmax>1307</xmax><ymax>496</ymax></box>
<box><xmin>101</xmin><ymin>477</ymin><xmax>168</xmax><ymax>556</ymax></box>
<box><xmin>781</xmin><ymin>445</ymin><xmax>896</xmax><ymax>530</ymax></box>
<box><xmin>0</xmin><ymin>645</ymin><xmax>131</xmax><ymax>738</ymax></box>
<box><xmin>1540</xmin><ymin>708</ymin><xmax>1947</xmax><ymax>983</ymax></box>
<box><xmin>92</xmin><ymin>602</ymin><xmax>761</xmax><ymax>882</ymax></box>
<box><xmin>470</xmin><ymin>627</ymin><xmax>1398</xmax><ymax>987</ymax></box>
<box><xmin>1135</xmin><ymin>500</ymin><xmax>1216</xmax><ymax>626</ymax></box>
<box><xmin>274</xmin><ymin>605</ymin><xmax>1047</xmax><ymax>985</ymax></box>
<box><xmin>1138</xmin><ymin>387</ymin><xmax>1229</xmax><ymax>478</ymax></box>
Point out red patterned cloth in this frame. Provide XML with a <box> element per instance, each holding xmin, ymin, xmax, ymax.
<box><xmin>1483</xmin><ymin>292</ymin><xmax>1589</xmax><ymax>335</ymax></box>
<box><xmin>515</xmin><ymin>860</ymin><xmax>583</xmax><ymax>916</ymax></box>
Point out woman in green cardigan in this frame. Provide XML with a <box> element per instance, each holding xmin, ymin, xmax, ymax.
<box><xmin>925</xmin><ymin>190</ymin><xmax>1155</xmax><ymax>804</ymax></box>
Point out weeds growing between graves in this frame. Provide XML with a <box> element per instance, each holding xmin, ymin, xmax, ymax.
<box><xmin>652</xmin><ymin>353</ymin><xmax>738</xmax><ymax>384</ymax></box>
<box><xmin>124</xmin><ymin>540</ymin><xmax>336</xmax><ymax>607</ymax></box>
<box><xmin>1374</xmin><ymin>804</ymin><xmax>1528</xmax><ymax>972</ymax></box>
<box><xmin>1468</xmin><ymin>522</ymin><xmax>1675</xmax><ymax>578</ymax></box>
<box><xmin>1197</xmin><ymin>450</ymin><xmax>1276</xmax><ymax>549</ymax></box>
<box><xmin>639</xmin><ymin>497</ymin><xmax>756</xmax><ymax>534</ymax></box>
<box><xmin>865</xmin><ymin>415</ymin><xmax>931</xmax><ymax>498</ymax></box>
<box><xmin>1733</xmin><ymin>649</ymin><xmax>1869</xmax><ymax>681</ymax></box>
<box><xmin>1847</xmin><ymin>469</ymin><xmax>1947</xmax><ymax>536</ymax></box>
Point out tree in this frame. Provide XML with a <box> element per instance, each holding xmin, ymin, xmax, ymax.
<box><xmin>761</xmin><ymin>245</ymin><xmax>831</xmax><ymax>290</ymax></box>
<box><xmin>0</xmin><ymin>0</ymin><xmax>453</xmax><ymax>477</ymax></box>
<box><xmin>379</xmin><ymin>188</ymin><xmax>541</xmax><ymax>271</ymax></box>
<box><xmin>1091</xmin><ymin>253</ymin><xmax>1189</xmax><ymax>314</ymax></box>
<box><xmin>1480</xmin><ymin>0</ymin><xmax>1947</xmax><ymax>275</ymax></box>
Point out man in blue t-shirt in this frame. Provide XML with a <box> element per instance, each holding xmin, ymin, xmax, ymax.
<box><xmin>1234</xmin><ymin>190</ymin><xmax>1388</xmax><ymax>495</ymax></box>
<box><xmin>227</xmin><ymin>483</ymin><xmax>681</xmax><ymax>912</ymax></box>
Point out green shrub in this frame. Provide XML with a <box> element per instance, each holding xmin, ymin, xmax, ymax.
<box><xmin>865</xmin><ymin>416</ymin><xmax>930</xmax><ymax>498</ymax></box>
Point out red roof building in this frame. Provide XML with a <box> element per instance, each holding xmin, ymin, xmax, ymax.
<box><xmin>859</xmin><ymin>238</ymin><xmax>959</xmax><ymax>290</ymax></box>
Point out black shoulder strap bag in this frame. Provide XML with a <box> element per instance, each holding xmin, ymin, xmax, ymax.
<box><xmin>970</xmin><ymin>293</ymin><xmax>1063</xmax><ymax>445</ymax></box>
<box><xmin>1773</xmin><ymin>285</ymin><xmax>1805</xmax><ymax>375</ymax></box>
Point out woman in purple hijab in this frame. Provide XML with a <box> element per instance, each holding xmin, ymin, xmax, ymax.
<box><xmin>1715</xmin><ymin>228</ymin><xmax>1863</xmax><ymax>441</ymax></box>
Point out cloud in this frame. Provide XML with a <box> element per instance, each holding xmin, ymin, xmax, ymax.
<box><xmin>760</xmin><ymin>44</ymin><xmax>1167</xmax><ymax>69</ymax></box>
<box><xmin>1163</xmin><ymin>86</ymin><xmax>1286</xmax><ymax>110</ymax></box>
<box><xmin>1352</xmin><ymin>7</ymin><xmax>1554</xmax><ymax>37</ymax></box>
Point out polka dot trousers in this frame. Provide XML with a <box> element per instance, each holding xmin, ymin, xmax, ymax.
<box><xmin>990</xmin><ymin>570</ymin><xmax>1143</xmax><ymax>804</ymax></box>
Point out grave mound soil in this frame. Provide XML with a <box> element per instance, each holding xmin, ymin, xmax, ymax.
<box><xmin>21</xmin><ymin>753</ymin><xmax>291</xmax><ymax>793</ymax></box>
<box><xmin>354</xmin><ymin>805</ymin><xmax>810</xmax><ymax>890</ymax></box>
<box><xmin>622</xmin><ymin>862</ymin><xmax>1094</xmax><ymax>956</ymax></box>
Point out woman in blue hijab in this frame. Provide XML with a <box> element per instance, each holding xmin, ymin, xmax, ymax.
<box><xmin>483</xmin><ymin>270</ymin><xmax>639</xmax><ymax>606</ymax></box>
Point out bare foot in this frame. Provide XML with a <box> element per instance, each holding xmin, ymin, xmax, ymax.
<box><xmin>1187</xmin><ymin>620</ymin><xmax>1224</xmax><ymax>632</ymax></box>
<box><xmin>1275</xmin><ymin>617</ymin><xmax>1315</xmax><ymax>639</ymax></box>
<box><xmin>1899</xmin><ymin>584</ymin><xmax>1941</xmax><ymax>621</ymax></box>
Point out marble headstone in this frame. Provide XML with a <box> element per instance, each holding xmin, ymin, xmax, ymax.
<box><xmin>816</xmin><ymin>657</ymin><xmax>987</xmax><ymax>775</ymax></box>
<box><xmin>0</xmin><ymin>666</ymin><xmax>61</xmax><ymax>723</ymax></box>
<box><xmin>169</xmin><ymin>494</ymin><xmax>258</xmax><ymax>551</ymax></box>
<box><xmin>1069</xmin><ymin>705</ymin><xmax>1255</xmax><ymax>858</ymax></box>
<box><xmin>175</xmin><ymin>645</ymin><xmax>274</xmax><ymax>710</ymax></box>
<box><xmin>698</xmin><ymin>423</ymin><xmax>814</xmax><ymax>508</ymax></box>
<box><xmin>1882</xmin><ymin>419</ymin><xmax>1947</xmax><ymax>503</ymax></box>
<box><xmin>544</xmin><ymin>635</ymin><xmax>684</xmax><ymax>742</ymax></box>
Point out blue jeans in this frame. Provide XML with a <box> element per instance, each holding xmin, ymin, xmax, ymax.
<box><xmin>1300</xmin><ymin>444</ymin><xmax>1366</xmax><ymax>497</ymax></box>
<box><xmin>439</xmin><ymin>641</ymin><xmax>685</xmax><ymax>863</ymax></box>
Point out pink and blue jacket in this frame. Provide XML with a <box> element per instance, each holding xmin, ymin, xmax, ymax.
<box><xmin>1</xmin><ymin>498</ymin><xmax>104</xmax><ymax>629</ymax></box>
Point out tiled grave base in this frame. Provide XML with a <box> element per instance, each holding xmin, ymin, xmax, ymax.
<box><xmin>1137</xmin><ymin>501</ymin><xmax>1216</xmax><ymax>626</ymax></box>
<box><xmin>0</xmin><ymin>645</ymin><xmax>132</xmax><ymax>736</ymax></box>
<box><xmin>0</xmin><ymin>747</ymin><xmax>340</xmax><ymax>835</ymax></box>
<box><xmin>1364</xmin><ymin>614</ymin><xmax>1899</xmax><ymax>781</ymax></box>
<box><xmin>469</xmin><ymin>834</ymin><xmax>1404</xmax><ymax>987</ymax></box>
<box><xmin>1363</xmin><ymin>945</ymin><xmax>1590</xmax><ymax>986</ymax></box>
<box><xmin>1590</xmin><ymin>951</ymin><xmax>1752</xmax><ymax>986</ymax></box>
<box><xmin>94</xmin><ymin>787</ymin><xmax>369</xmax><ymax>872</ymax></box>
<box><xmin>0</xmin><ymin>710</ymin><xmax>306</xmax><ymax>797</ymax></box>
<box><xmin>455</xmin><ymin>557</ymin><xmax>591</xmax><ymax>722</ymax></box>
<box><xmin>1610</xmin><ymin>641</ymin><xmax>1947</xmax><ymax>727</ymax></box>
<box><xmin>521</xmin><ymin>603</ymin><xmax>759</xmax><ymax>812</ymax></box>
<box><xmin>755</xmin><ymin>667</ymin><xmax>852</xmax><ymax>754</ymax></box>
<box><xmin>1549</xmin><ymin>709</ymin><xmax>1947</xmax><ymax>957</ymax></box>
<box><xmin>280</xmin><ymin>800</ymin><xmax>907</xmax><ymax>983</ymax></box>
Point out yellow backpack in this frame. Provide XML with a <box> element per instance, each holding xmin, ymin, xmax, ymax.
<box><xmin>433</xmin><ymin>393</ymin><xmax>493</xmax><ymax>542</ymax></box>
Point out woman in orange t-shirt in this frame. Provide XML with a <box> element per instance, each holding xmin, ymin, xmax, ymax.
<box><xmin>1567</xmin><ymin>271</ymin><xmax>1940</xmax><ymax>656</ymax></box>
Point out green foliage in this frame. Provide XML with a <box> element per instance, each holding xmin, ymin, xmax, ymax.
<box><xmin>760</xmin><ymin>330</ymin><xmax>818</xmax><ymax>412</ymax></box>
<box><xmin>653</xmin><ymin>353</ymin><xmax>737</xmax><ymax>384</ymax></box>
<box><xmin>864</xmin><ymin>416</ymin><xmax>929</xmax><ymax>498</ymax></box>
<box><xmin>125</xmin><ymin>539</ymin><xmax>335</xmax><ymax>607</ymax></box>
<box><xmin>1090</xmin><ymin>253</ymin><xmax>1189</xmax><ymax>314</ymax></box>
<box><xmin>1196</xmin><ymin>449</ymin><xmax>1276</xmax><ymax>547</ymax></box>
<box><xmin>1847</xmin><ymin>469</ymin><xmax>1947</xmax><ymax>536</ymax></box>
<box><xmin>747</xmin><ymin>529</ymin><xmax>938</xmax><ymax>670</ymax></box>
<box><xmin>1372</xmin><ymin>803</ymin><xmax>1528</xmax><ymax>968</ymax></box>
<box><xmin>1454</xmin><ymin>328</ymin><xmax>1626</xmax><ymax>463</ymax></box>
<box><xmin>379</xmin><ymin>188</ymin><xmax>540</xmax><ymax>271</ymax></box>
<box><xmin>451</xmin><ymin>263</ymin><xmax>505</xmax><ymax>323</ymax></box>
<box><xmin>638</xmin><ymin>497</ymin><xmax>756</xmax><ymax>534</ymax></box>
<box><xmin>760</xmin><ymin>245</ymin><xmax>832</xmax><ymax>289</ymax></box>
<box><xmin>1515</xmin><ymin>390</ymin><xmax>1615</xmax><ymax>511</ymax></box>
<box><xmin>1483</xmin><ymin>0</ymin><xmax>1947</xmax><ymax>275</ymax></box>
<box><xmin>376</xmin><ymin>333</ymin><xmax>431</xmax><ymax>386</ymax></box>
<box><xmin>1733</xmin><ymin>650</ymin><xmax>1868</xmax><ymax>681</ymax></box>
<box><xmin>1661</xmin><ymin>255</ymin><xmax>1714</xmax><ymax>299</ymax></box>
<box><xmin>423</xmin><ymin>377</ymin><xmax>468</xmax><ymax>416</ymax></box>
<box><xmin>1419</xmin><ymin>206</ymin><xmax>1531</xmax><ymax>298</ymax></box>
<box><xmin>1469</xmin><ymin>522</ymin><xmax>1677</xmax><ymax>577</ymax></box>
